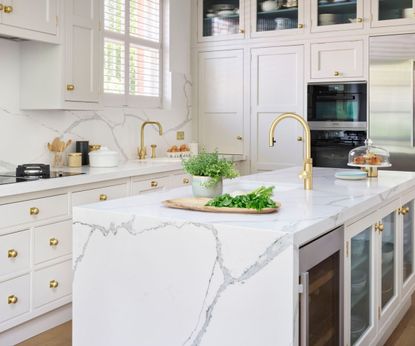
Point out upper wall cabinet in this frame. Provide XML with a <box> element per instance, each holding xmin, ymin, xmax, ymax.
<box><xmin>0</xmin><ymin>0</ymin><xmax>59</xmax><ymax>43</ymax></box>
<box><xmin>198</xmin><ymin>0</ymin><xmax>245</xmax><ymax>42</ymax></box>
<box><xmin>311</xmin><ymin>0</ymin><xmax>364</xmax><ymax>33</ymax></box>
<box><xmin>252</xmin><ymin>0</ymin><xmax>305</xmax><ymax>37</ymax></box>
<box><xmin>371</xmin><ymin>0</ymin><xmax>415</xmax><ymax>28</ymax></box>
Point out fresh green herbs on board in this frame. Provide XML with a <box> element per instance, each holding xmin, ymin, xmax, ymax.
<box><xmin>206</xmin><ymin>186</ymin><xmax>277</xmax><ymax>211</ymax></box>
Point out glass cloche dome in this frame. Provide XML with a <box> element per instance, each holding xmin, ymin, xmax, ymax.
<box><xmin>348</xmin><ymin>139</ymin><xmax>391</xmax><ymax>177</ymax></box>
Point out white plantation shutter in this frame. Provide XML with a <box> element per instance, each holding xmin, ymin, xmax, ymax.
<box><xmin>103</xmin><ymin>0</ymin><xmax>162</xmax><ymax>106</ymax></box>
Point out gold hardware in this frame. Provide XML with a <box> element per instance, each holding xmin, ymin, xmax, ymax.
<box><xmin>298</xmin><ymin>24</ymin><xmax>304</xmax><ymax>29</ymax></box>
<box><xmin>334</xmin><ymin>71</ymin><xmax>340</xmax><ymax>77</ymax></box>
<box><xmin>49</xmin><ymin>280</ymin><xmax>59</xmax><ymax>289</ymax></box>
<box><xmin>356</xmin><ymin>17</ymin><xmax>363</xmax><ymax>23</ymax></box>
<box><xmin>3</xmin><ymin>5</ymin><xmax>12</xmax><ymax>13</ymax></box>
<box><xmin>239</xmin><ymin>29</ymin><xmax>245</xmax><ymax>33</ymax></box>
<box><xmin>236</xmin><ymin>136</ymin><xmax>243</xmax><ymax>140</ymax></box>
<box><xmin>99</xmin><ymin>194</ymin><xmax>108</xmax><ymax>201</ymax></box>
<box><xmin>89</xmin><ymin>144</ymin><xmax>101</xmax><ymax>152</ymax></box>
<box><xmin>138</xmin><ymin>121</ymin><xmax>163</xmax><ymax>160</ymax></box>
<box><xmin>269</xmin><ymin>113</ymin><xmax>313</xmax><ymax>190</ymax></box>
<box><xmin>346</xmin><ymin>241</ymin><xmax>349</xmax><ymax>258</ymax></box>
<box><xmin>151</xmin><ymin>181</ymin><xmax>158</xmax><ymax>188</ymax></box>
<box><xmin>66</xmin><ymin>84</ymin><xmax>75</xmax><ymax>91</ymax></box>
<box><xmin>49</xmin><ymin>238</ymin><xmax>59</xmax><ymax>247</ymax></box>
<box><xmin>375</xmin><ymin>223</ymin><xmax>384</xmax><ymax>233</ymax></box>
<box><xmin>8</xmin><ymin>249</ymin><xmax>18</xmax><ymax>258</ymax></box>
<box><xmin>297</xmin><ymin>136</ymin><xmax>303</xmax><ymax>142</ymax></box>
<box><xmin>30</xmin><ymin>207</ymin><xmax>40</xmax><ymax>216</ymax></box>
<box><xmin>183</xmin><ymin>178</ymin><xmax>190</xmax><ymax>184</ymax></box>
<box><xmin>8</xmin><ymin>295</ymin><xmax>18</xmax><ymax>305</ymax></box>
<box><xmin>151</xmin><ymin>144</ymin><xmax>157</xmax><ymax>159</ymax></box>
<box><xmin>0</xmin><ymin>4</ymin><xmax>3</xmax><ymax>11</ymax></box>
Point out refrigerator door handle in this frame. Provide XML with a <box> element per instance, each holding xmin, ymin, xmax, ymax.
<box><xmin>300</xmin><ymin>272</ymin><xmax>310</xmax><ymax>346</ymax></box>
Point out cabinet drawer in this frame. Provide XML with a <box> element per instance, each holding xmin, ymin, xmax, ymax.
<box><xmin>0</xmin><ymin>194</ymin><xmax>69</xmax><ymax>230</ymax></box>
<box><xmin>131</xmin><ymin>176</ymin><xmax>171</xmax><ymax>195</ymax></box>
<box><xmin>72</xmin><ymin>183</ymin><xmax>128</xmax><ymax>207</ymax></box>
<box><xmin>0</xmin><ymin>231</ymin><xmax>30</xmax><ymax>278</ymax></box>
<box><xmin>171</xmin><ymin>174</ymin><xmax>191</xmax><ymax>188</ymax></box>
<box><xmin>34</xmin><ymin>221</ymin><xmax>72</xmax><ymax>264</ymax></box>
<box><xmin>33</xmin><ymin>260</ymin><xmax>72</xmax><ymax>308</ymax></box>
<box><xmin>311</xmin><ymin>40</ymin><xmax>364</xmax><ymax>79</ymax></box>
<box><xmin>0</xmin><ymin>275</ymin><xmax>30</xmax><ymax>324</ymax></box>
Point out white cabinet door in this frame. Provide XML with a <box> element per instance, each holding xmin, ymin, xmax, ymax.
<box><xmin>251</xmin><ymin>45</ymin><xmax>304</xmax><ymax>171</ymax></box>
<box><xmin>1</xmin><ymin>0</ymin><xmax>58</xmax><ymax>34</ymax></box>
<box><xmin>64</xmin><ymin>0</ymin><xmax>100</xmax><ymax>102</ymax></box>
<box><xmin>198</xmin><ymin>50</ymin><xmax>244</xmax><ymax>154</ymax></box>
<box><xmin>311</xmin><ymin>40</ymin><xmax>365</xmax><ymax>81</ymax></box>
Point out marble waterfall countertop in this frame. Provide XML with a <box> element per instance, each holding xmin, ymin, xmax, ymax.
<box><xmin>72</xmin><ymin>167</ymin><xmax>415</xmax><ymax>346</ymax></box>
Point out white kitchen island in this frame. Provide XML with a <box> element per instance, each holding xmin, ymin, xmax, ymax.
<box><xmin>72</xmin><ymin>167</ymin><xmax>415</xmax><ymax>346</ymax></box>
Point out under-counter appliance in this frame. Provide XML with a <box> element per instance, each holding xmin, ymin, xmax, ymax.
<box><xmin>370</xmin><ymin>34</ymin><xmax>415</xmax><ymax>171</ymax></box>
<box><xmin>0</xmin><ymin>164</ymin><xmax>84</xmax><ymax>185</ymax></box>
<box><xmin>299</xmin><ymin>226</ymin><xmax>344</xmax><ymax>346</ymax></box>
<box><xmin>308</xmin><ymin>83</ymin><xmax>367</xmax><ymax>130</ymax></box>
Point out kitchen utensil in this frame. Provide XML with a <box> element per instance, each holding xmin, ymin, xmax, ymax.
<box><xmin>89</xmin><ymin>147</ymin><xmax>119</xmax><ymax>168</ymax></box>
<box><xmin>335</xmin><ymin>171</ymin><xmax>367</xmax><ymax>180</ymax></box>
<box><xmin>76</xmin><ymin>141</ymin><xmax>89</xmax><ymax>166</ymax></box>
<box><xmin>163</xmin><ymin>198</ymin><xmax>280</xmax><ymax>214</ymax></box>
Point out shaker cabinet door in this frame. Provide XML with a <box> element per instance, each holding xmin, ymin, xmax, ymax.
<box><xmin>0</xmin><ymin>0</ymin><xmax>58</xmax><ymax>34</ymax></box>
<box><xmin>64</xmin><ymin>0</ymin><xmax>100</xmax><ymax>103</ymax></box>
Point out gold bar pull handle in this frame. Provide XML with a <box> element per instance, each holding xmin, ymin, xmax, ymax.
<box><xmin>8</xmin><ymin>249</ymin><xmax>18</xmax><ymax>258</ymax></box>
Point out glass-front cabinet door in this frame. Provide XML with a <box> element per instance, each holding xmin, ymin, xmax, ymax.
<box><xmin>401</xmin><ymin>198</ymin><xmax>415</xmax><ymax>297</ymax></box>
<box><xmin>372</xmin><ymin>0</ymin><xmax>415</xmax><ymax>27</ymax></box>
<box><xmin>253</xmin><ymin>0</ymin><xmax>304</xmax><ymax>36</ymax></box>
<box><xmin>198</xmin><ymin>0</ymin><xmax>245</xmax><ymax>41</ymax></box>
<box><xmin>311</xmin><ymin>0</ymin><xmax>364</xmax><ymax>32</ymax></box>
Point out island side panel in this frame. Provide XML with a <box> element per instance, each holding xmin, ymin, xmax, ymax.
<box><xmin>72</xmin><ymin>208</ymin><xmax>296</xmax><ymax>346</ymax></box>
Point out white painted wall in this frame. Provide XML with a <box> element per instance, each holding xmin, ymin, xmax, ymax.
<box><xmin>0</xmin><ymin>0</ymin><xmax>192</xmax><ymax>172</ymax></box>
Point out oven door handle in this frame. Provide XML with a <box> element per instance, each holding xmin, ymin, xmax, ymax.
<box><xmin>300</xmin><ymin>272</ymin><xmax>309</xmax><ymax>346</ymax></box>
<box><xmin>315</xmin><ymin>95</ymin><xmax>356</xmax><ymax>101</ymax></box>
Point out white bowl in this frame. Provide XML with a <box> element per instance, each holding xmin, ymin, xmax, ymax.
<box><xmin>89</xmin><ymin>147</ymin><xmax>119</xmax><ymax>168</ymax></box>
<box><xmin>261</xmin><ymin>0</ymin><xmax>279</xmax><ymax>12</ymax></box>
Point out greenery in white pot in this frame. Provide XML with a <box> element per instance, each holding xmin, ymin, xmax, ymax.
<box><xmin>182</xmin><ymin>151</ymin><xmax>239</xmax><ymax>198</ymax></box>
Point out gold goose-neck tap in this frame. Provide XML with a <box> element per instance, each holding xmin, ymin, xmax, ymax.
<box><xmin>268</xmin><ymin>112</ymin><xmax>313</xmax><ymax>190</ymax></box>
<box><xmin>138</xmin><ymin>121</ymin><xmax>163</xmax><ymax>160</ymax></box>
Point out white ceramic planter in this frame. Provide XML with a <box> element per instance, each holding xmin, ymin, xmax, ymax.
<box><xmin>192</xmin><ymin>176</ymin><xmax>223</xmax><ymax>198</ymax></box>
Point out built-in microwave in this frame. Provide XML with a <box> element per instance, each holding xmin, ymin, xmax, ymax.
<box><xmin>308</xmin><ymin>83</ymin><xmax>367</xmax><ymax>130</ymax></box>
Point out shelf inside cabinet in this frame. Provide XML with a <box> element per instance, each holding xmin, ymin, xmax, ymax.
<box><xmin>257</xmin><ymin>7</ymin><xmax>299</xmax><ymax>17</ymax></box>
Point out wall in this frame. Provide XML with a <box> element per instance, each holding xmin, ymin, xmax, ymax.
<box><xmin>0</xmin><ymin>0</ymin><xmax>192</xmax><ymax>172</ymax></box>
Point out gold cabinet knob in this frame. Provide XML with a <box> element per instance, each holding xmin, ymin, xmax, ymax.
<box><xmin>151</xmin><ymin>181</ymin><xmax>158</xmax><ymax>188</ymax></box>
<box><xmin>356</xmin><ymin>17</ymin><xmax>363</xmax><ymax>23</ymax></box>
<box><xmin>66</xmin><ymin>84</ymin><xmax>75</xmax><ymax>91</ymax></box>
<box><xmin>239</xmin><ymin>29</ymin><xmax>245</xmax><ymax>34</ymax></box>
<box><xmin>8</xmin><ymin>249</ymin><xmax>18</xmax><ymax>258</ymax></box>
<box><xmin>49</xmin><ymin>238</ymin><xmax>59</xmax><ymax>247</ymax></box>
<box><xmin>334</xmin><ymin>71</ymin><xmax>341</xmax><ymax>77</ymax></box>
<box><xmin>375</xmin><ymin>223</ymin><xmax>384</xmax><ymax>232</ymax></box>
<box><xmin>399</xmin><ymin>207</ymin><xmax>410</xmax><ymax>215</ymax></box>
<box><xmin>297</xmin><ymin>136</ymin><xmax>303</xmax><ymax>142</ymax></box>
<box><xmin>30</xmin><ymin>207</ymin><xmax>40</xmax><ymax>216</ymax></box>
<box><xmin>236</xmin><ymin>136</ymin><xmax>243</xmax><ymax>141</ymax></box>
<box><xmin>3</xmin><ymin>5</ymin><xmax>12</xmax><ymax>13</ymax></box>
<box><xmin>8</xmin><ymin>295</ymin><xmax>18</xmax><ymax>304</ymax></box>
<box><xmin>298</xmin><ymin>23</ymin><xmax>304</xmax><ymax>29</ymax></box>
<box><xmin>183</xmin><ymin>178</ymin><xmax>190</xmax><ymax>184</ymax></box>
<box><xmin>99</xmin><ymin>194</ymin><xmax>108</xmax><ymax>201</ymax></box>
<box><xmin>49</xmin><ymin>280</ymin><xmax>59</xmax><ymax>289</ymax></box>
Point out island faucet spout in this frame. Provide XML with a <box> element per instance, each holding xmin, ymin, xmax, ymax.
<box><xmin>138</xmin><ymin>121</ymin><xmax>163</xmax><ymax>160</ymax></box>
<box><xmin>268</xmin><ymin>112</ymin><xmax>313</xmax><ymax>190</ymax></box>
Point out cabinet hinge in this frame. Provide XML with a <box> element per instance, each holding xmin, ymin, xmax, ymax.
<box><xmin>345</xmin><ymin>241</ymin><xmax>349</xmax><ymax>257</ymax></box>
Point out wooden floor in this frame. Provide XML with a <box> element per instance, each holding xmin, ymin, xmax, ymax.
<box><xmin>14</xmin><ymin>296</ymin><xmax>415</xmax><ymax>346</ymax></box>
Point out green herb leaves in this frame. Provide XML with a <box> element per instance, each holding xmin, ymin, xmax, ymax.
<box><xmin>206</xmin><ymin>186</ymin><xmax>277</xmax><ymax>211</ymax></box>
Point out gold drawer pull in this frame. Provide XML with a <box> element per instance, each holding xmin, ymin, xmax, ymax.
<box><xmin>49</xmin><ymin>238</ymin><xmax>59</xmax><ymax>247</ymax></box>
<box><xmin>183</xmin><ymin>178</ymin><xmax>190</xmax><ymax>184</ymax></box>
<box><xmin>49</xmin><ymin>280</ymin><xmax>59</xmax><ymax>289</ymax></box>
<box><xmin>99</xmin><ymin>194</ymin><xmax>108</xmax><ymax>201</ymax></box>
<box><xmin>67</xmin><ymin>84</ymin><xmax>75</xmax><ymax>91</ymax></box>
<box><xmin>30</xmin><ymin>207</ymin><xmax>40</xmax><ymax>216</ymax></box>
<box><xmin>236</xmin><ymin>136</ymin><xmax>243</xmax><ymax>141</ymax></box>
<box><xmin>297</xmin><ymin>136</ymin><xmax>303</xmax><ymax>142</ymax></box>
<box><xmin>239</xmin><ymin>28</ymin><xmax>245</xmax><ymax>34</ymax></box>
<box><xmin>8</xmin><ymin>249</ymin><xmax>18</xmax><ymax>258</ymax></box>
<box><xmin>375</xmin><ymin>223</ymin><xmax>384</xmax><ymax>232</ymax></box>
<box><xmin>3</xmin><ymin>5</ymin><xmax>12</xmax><ymax>13</ymax></box>
<box><xmin>298</xmin><ymin>23</ymin><xmax>304</xmax><ymax>29</ymax></box>
<box><xmin>8</xmin><ymin>295</ymin><xmax>18</xmax><ymax>304</ymax></box>
<box><xmin>151</xmin><ymin>181</ymin><xmax>158</xmax><ymax>188</ymax></box>
<box><xmin>356</xmin><ymin>17</ymin><xmax>363</xmax><ymax>23</ymax></box>
<box><xmin>334</xmin><ymin>71</ymin><xmax>341</xmax><ymax>77</ymax></box>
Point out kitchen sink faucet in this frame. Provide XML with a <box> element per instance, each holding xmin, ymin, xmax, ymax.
<box><xmin>138</xmin><ymin>121</ymin><xmax>163</xmax><ymax>160</ymax></box>
<box><xmin>268</xmin><ymin>112</ymin><xmax>313</xmax><ymax>190</ymax></box>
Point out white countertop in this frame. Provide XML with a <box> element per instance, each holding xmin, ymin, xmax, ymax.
<box><xmin>0</xmin><ymin>160</ymin><xmax>183</xmax><ymax>199</ymax></box>
<box><xmin>75</xmin><ymin>167</ymin><xmax>415</xmax><ymax>245</ymax></box>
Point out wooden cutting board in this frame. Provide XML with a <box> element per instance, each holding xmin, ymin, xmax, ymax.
<box><xmin>162</xmin><ymin>198</ymin><xmax>280</xmax><ymax>214</ymax></box>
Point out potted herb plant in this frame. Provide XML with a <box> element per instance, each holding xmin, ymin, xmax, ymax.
<box><xmin>182</xmin><ymin>151</ymin><xmax>239</xmax><ymax>198</ymax></box>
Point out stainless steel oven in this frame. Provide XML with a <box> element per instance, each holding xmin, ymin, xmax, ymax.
<box><xmin>311</xmin><ymin>130</ymin><xmax>367</xmax><ymax>168</ymax></box>
<box><xmin>308</xmin><ymin>83</ymin><xmax>367</xmax><ymax>130</ymax></box>
<box><xmin>299</xmin><ymin>227</ymin><xmax>344</xmax><ymax>346</ymax></box>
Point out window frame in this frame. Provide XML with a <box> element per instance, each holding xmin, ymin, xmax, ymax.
<box><xmin>102</xmin><ymin>0</ymin><xmax>163</xmax><ymax>108</ymax></box>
